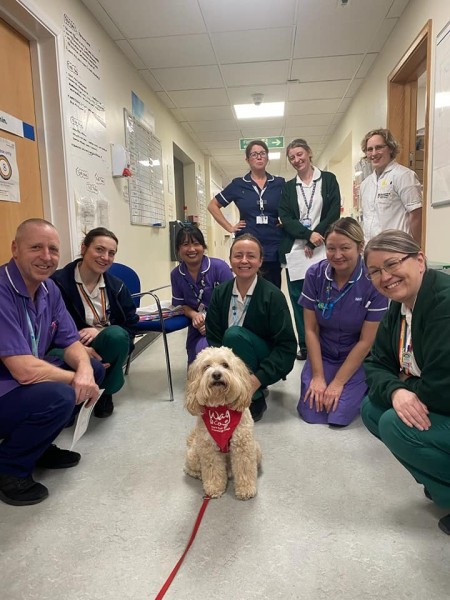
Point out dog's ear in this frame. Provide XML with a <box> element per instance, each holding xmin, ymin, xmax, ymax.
<box><xmin>185</xmin><ymin>360</ymin><xmax>203</xmax><ymax>416</ymax></box>
<box><xmin>231</xmin><ymin>353</ymin><xmax>254</xmax><ymax>411</ymax></box>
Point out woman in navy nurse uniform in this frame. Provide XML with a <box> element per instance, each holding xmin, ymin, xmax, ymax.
<box><xmin>298</xmin><ymin>217</ymin><xmax>388</xmax><ymax>426</ymax></box>
<box><xmin>207</xmin><ymin>139</ymin><xmax>284</xmax><ymax>288</ymax></box>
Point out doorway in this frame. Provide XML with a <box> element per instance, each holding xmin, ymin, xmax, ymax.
<box><xmin>0</xmin><ymin>17</ymin><xmax>44</xmax><ymax>263</ymax></box>
<box><xmin>387</xmin><ymin>20</ymin><xmax>432</xmax><ymax>247</ymax></box>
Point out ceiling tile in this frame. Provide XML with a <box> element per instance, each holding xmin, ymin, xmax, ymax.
<box><xmin>163</xmin><ymin>89</ymin><xmax>229</xmax><ymax>108</ymax></box>
<box><xmin>284</xmin><ymin>112</ymin><xmax>335</xmax><ymax>126</ymax></box>
<box><xmin>212</xmin><ymin>28</ymin><xmax>293</xmax><ymax>64</ymax></box>
<box><xmin>222</xmin><ymin>61</ymin><xmax>290</xmax><ymax>87</ymax></box>
<box><xmin>368</xmin><ymin>18</ymin><xmax>397</xmax><ymax>53</ymax></box>
<box><xmin>151</xmin><ymin>65</ymin><xmax>224</xmax><ymax>91</ymax></box>
<box><xmin>287</xmin><ymin>98</ymin><xmax>344</xmax><ymax>115</ymax></box>
<box><xmin>155</xmin><ymin>91</ymin><xmax>176</xmax><ymax>109</ymax></box>
<box><xmin>287</xmin><ymin>80</ymin><xmax>351</xmax><ymax>101</ymax></box>
<box><xmin>198</xmin><ymin>0</ymin><xmax>296</xmax><ymax>32</ymax></box>
<box><xmin>227</xmin><ymin>84</ymin><xmax>288</xmax><ymax>104</ymax></box>
<box><xmin>189</xmin><ymin>120</ymin><xmax>239</xmax><ymax>133</ymax></box>
<box><xmin>177</xmin><ymin>106</ymin><xmax>235</xmax><ymax>121</ymax></box>
<box><xmin>95</xmin><ymin>0</ymin><xmax>205</xmax><ymax>37</ymax></box>
<box><xmin>81</xmin><ymin>0</ymin><xmax>124</xmax><ymax>39</ymax></box>
<box><xmin>291</xmin><ymin>55</ymin><xmax>365</xmax><ymax>82</ymax></box>
<box><xmin>197</xmin><ymin>131</ymin><xmax>243</xmax><ymax>142</ymax></box>
<box><xmin>130</xmin><ymin>34</ymin><xmax>216</xmax><ymax>69</ymax></box>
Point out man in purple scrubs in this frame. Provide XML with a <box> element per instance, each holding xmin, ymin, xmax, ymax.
<box><xmin>0</xmin><ymin>219</ymin><xmax>105</xmax><ymax>506</ymax></box>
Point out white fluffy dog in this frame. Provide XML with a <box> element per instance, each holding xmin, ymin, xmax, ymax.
<box><xmin>184</xmin><ymin>346</ymin><xmax>262</xmax><ymax>500</ymax></box>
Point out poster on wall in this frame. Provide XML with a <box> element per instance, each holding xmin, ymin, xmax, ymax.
<box><xmin>0</xmin><ymin>137</ymin><xmax>20</xmax><ymax>203</ymax></box>
<box><xmin>63</xmin><ymin>13</ymin><xmax>109</xmax><ymax>243</ymax></box>
<box><xmin>431</xmin><ymin>21</ymin><xmax>450</xmax><ymax>207</ymax></box>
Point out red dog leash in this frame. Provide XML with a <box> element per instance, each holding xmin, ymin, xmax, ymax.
<box><xmin>154</xmin><ymin>496</ymin><xmax>211</xmax><ymax>599</ymax></box>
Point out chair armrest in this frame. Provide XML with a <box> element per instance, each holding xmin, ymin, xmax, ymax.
<box><xmin>131</xmin><ymin>285</ymin><xmax>172</xmax><ymax>328</ymax></box>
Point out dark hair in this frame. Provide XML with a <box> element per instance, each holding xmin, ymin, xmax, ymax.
<box><xmin>324</xmin><ymin>217</ymin><xmax>364</xmax><ymax>246</ymax></box>
<box><xmin>286</xmin><ymin>138</ymin><xmax>312</xmax><ymax>159</ymax></box>
<box><xmin>82</xmin><ymin>227</ymin><xmax>118</xmax><ymax>249</ymax></box>
<box><xmin>230</xmin><ymin>233</ymin><xmax>264</xmax><ymax>260</ymax></box>
<box><xmin>175</xmin><ymin>224</ymin><xmax>207</xmax><ymax>252</ymax></box>
<box><xmin>245</xmin><ymin>140</ymin><xmax>269</xmax><ymax>159</ymax></box>
<box><xmin>361</xmin><ymin>128</ymin><xmax>399</xmax><ymax>159</ymax></box>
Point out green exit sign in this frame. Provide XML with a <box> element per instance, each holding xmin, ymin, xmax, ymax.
<box><xmin>239</xmin><ymin>136</ymin><xmax>285</xmax><ymax>151</ymax></box>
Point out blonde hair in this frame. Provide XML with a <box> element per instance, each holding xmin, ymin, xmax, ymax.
<box><xmin>361</xmin><ymin>128</ymin><xmax>399</xmax><ymax>159</ymax></box>
<box><xmin>325</xmin><ymin>217</ymin><xmax>364</xmax><ymax>246</ymax></box>
<box><xmin>364</xmin><ymin>229</ymin><xmax>424</xmax><ymax>264</ymax></box>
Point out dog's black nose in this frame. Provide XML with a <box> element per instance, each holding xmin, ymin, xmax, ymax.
<box><xmin>212</xmin><ymin>371</ymin><xmax>222</xmax><ymax>381</ymax></box>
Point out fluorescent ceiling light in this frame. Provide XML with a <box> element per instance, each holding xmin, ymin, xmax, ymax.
<box><xmin>269</xmin><ymin>152</ymin><xmax>280</xmax><ymax>160</ymax></box>
<box><xmin>234</xmin><ymin>102</ymin><xmax>285</xmax><ymax>119</ymax></box>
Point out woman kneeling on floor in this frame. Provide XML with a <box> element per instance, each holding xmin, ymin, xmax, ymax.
<box><xmin>298</xmin><ymin>217</ymin><xmax>388</xmax><ymax>426</ymax></box>
<box><xmin>205</xmin><ymin>234</ymin><xmax>297</xmax><ymax>422</ymax></box>
<box><xmin>52</xmin><ymin>227</ymin><xmax>138</xmax><ymax>418</ymax></box>
<box><xmin>361</xmin><ymin>229</ymin><xmax>450</xmax><ymax>535</ymax></box>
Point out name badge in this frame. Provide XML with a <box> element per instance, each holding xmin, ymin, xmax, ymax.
<box><xmin>401</xmin><ymin>351</ymin><xmax>412</xmax><ymax>371</ymax></box>
<box><xmin>301</xmin><ymin>218</ymin><xmax>312</xmax><ymax>228</ymax></box>
<box><xmin>256</xmin><ymin>215</ymin><xmax>268</xmax><ymax>225</ymax></box>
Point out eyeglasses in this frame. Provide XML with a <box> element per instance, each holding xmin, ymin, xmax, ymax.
<box><xmin>366</xmin><ymin>144</ymin><xmax>387</xmax><ymax>154</ymax></box>
<box><xmin>248</xmin><ymin>151</ymin><xmax>267</xmax><ymax>159</ymax></box>
<box><xmin>366</xmin><ymin>255</ymin><xmax>412</xmax><ymax>280</ymax></box>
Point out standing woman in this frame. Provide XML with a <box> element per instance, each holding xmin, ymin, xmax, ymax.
<box><xmin>207</xmin><ymin>140</ymin><xmax>285</xmax><ymax>288</ymax></box>
<box><xmin>279</xmin><ymin>138</ymin><xmax>341</xmax><ymax>360</ymax></box>
<box><xmin>298</xmin><ymin>218</ymin><xmax>388</xmax><ymax>426</ymax></box>
<box><xmin>52</xmin><ymin>227</ymin><xmax>138</xmax><ymax>418</ymax></box>
<box><xmin>206</xmin><ymin>234</ymin><xmax>297</xmax><ymax>422</ymax></box>
<box><xmin>362</xmin><ymin>230</ymin><xmax>450</xmax><ymax>534</ymax></box>
<box><xmin>171</xmin><ymin>224</ymin><xmax>233</xmax><ymax>365</ymax></box>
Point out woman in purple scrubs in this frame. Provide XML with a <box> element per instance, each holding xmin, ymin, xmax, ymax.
<box><xmin>171</xmin><ymin>225</ymin><xmax>233</xmax><ymax>365</ymax></box>
<box><xmin>298</xmin><ymin>217</ymin><xmax>388</xmax><ymax>426</ymax></box>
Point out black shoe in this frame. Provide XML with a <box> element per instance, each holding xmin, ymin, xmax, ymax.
<box><xmin>438</xmin><ymin>514</ymin><xmax>450</xmax><ymax>535</ymax></box>
<box><xmin>0</xmin><ymin>473</ymin><xmax>49</xmax><ymax>506</ymax></box>
<box><xmin>296</xmin><ymin>347</ymin><xmax>307</xmax><ymax>361</ymax></box>
<box><xmin>250</xmin><ymin>397</ymin><xmax>267</xmax><ymax>422</ymax></box>
<box><xmin>424</xmin><ymin>487</ymin><xmax>433</xmax><ymax>501</ymax></box>
<box><xmin>94</xmin><ymin>393</ymin><xmax>114</xmax><ymax>418</ymax></box>
<box><xmin>35</xmin><ymin>445</ymin><xmax>81</xmax><ymax>469</ymax></box>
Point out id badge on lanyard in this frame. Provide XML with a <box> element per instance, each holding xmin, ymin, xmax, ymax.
<box><xmin>254</xmin><ymin>185</ymin><xmax>268</xmax><ymax>225</ymax></box>
<box><xmin>301</xmin><ymin>217</ymin><xmax>312</xmax><ymax>228</ymax></box>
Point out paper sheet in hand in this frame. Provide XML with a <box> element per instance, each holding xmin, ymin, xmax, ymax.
<box><xmin>286</xmin><ymin>246</ymin><xmax>327</xmax><ymax>281</ymax></box>
<box><xmin>70</xmin><ymin>390</ymin><xmax>104</xmax><ymax>450</ymax></box>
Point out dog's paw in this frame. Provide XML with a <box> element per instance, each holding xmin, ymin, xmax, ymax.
<box><xmin>184</xmin><ymin>466</ymin><xmax>202</xmax><ymax>480</ymax></box>
<box><xmin>203</xmin><ymin>484</ymin><xmax>226</xmax><ymax>498</ymax></box>
<box><xmin>235</xmin><ymin>486</ymin><xmax>257</xmax><ymax>500</ymax></box>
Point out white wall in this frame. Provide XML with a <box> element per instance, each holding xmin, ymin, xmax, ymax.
<box><xmin>319</xmin><ymin>0</ymin><xmax>450</xmax><ymax>262</ymax></box>
<box><xmin>7</xmin><ymin>0</ymin><xmax>215</xmax><ymax>294</ymax></box>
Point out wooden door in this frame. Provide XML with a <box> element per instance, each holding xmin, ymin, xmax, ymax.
<box><xmin>387</xmin><ymin>21</ymin><xmax>432</xmax><ymax>247</ymax></box>
<box><xmin>0</xmin><ymin>17</ymin><xmax>44</xmax><ymax>263</ymax></box>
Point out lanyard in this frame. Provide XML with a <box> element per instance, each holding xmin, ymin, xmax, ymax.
<box><xmin>252</xmin><ymin>184</ymin><xmax>267</xmax><ymax>213</ymax></box>
<box><xmin>231</xmin><ymin>294</ymin><xmax>251</xmax><ymax>326</ymax></box>
<box><xmin>187</xmin><ymin>274</ymin><xmax>206</xmax><ymax>310</ymax></box>
<box><xmin>321</xmin><ymin>280</ymin><xmax>355</xmax><ymax>320</ymax></box>
<box><xmin>297</xmin><ymin>180</ymin><xmax>317</xmax><ymax>219</ymax></box>
<box><xmin>23</xmin><ymin>299</ymin><xmax>41</xmax><ymax>357</ymax></box>
<box><xmin>398</xmin><ymin>316</ymin><xmax>413</xmax><ymax>374</ymax></box>
<box><xmin>77</xmin><ymin>283</ymin><xmax>108</xmax><ymax>326</ymax></box>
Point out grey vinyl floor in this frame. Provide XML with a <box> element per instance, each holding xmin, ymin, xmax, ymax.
<box><xmin>1</xmin><ymin>329</ymin><xmax>450</xmax><ymax>600</ymax></box>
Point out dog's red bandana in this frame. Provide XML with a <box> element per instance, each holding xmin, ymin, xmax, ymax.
<box><xmin>202</xmin><ymin>406</ymin><xmax>242</xmax><ymax>453</ymax></box>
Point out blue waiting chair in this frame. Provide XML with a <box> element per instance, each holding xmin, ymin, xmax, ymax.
<box><xmin>109</xmin><ymin>262</ymin><xmax>189</xmax><ymax>401</ymax></box>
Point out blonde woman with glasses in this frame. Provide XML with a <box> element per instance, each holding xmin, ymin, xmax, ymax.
<box><xmin>362</xmin><ymin>229</ymin><xmax>450</xmax><ymax>535</ymax></box>
<box><xmin>208</xmin><ymin>140</ymin><xmax>285</xmax><ymax>288</ymax></box>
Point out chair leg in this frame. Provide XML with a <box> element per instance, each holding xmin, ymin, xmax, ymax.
<box><xmin>161</xmin><ymin>329</ymin><xmax>174</xmax><ymax>402</ymax></box>
<box><xmin>125</xmin><ymin>352</ymin><xmax>132</xmax><ymax>375</ymax></box>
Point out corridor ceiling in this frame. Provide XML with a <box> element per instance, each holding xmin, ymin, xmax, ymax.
<box><xmin>81</xmin><ymin>0</ymin><xmax>411</xmax><ymax>183</ymax></box>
